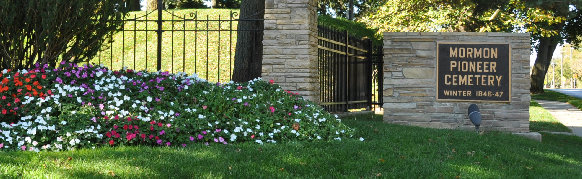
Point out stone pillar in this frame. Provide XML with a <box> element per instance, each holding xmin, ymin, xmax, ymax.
<box><xmin>262</xmin><ymin>0</ymin><xmax>319</xmax><ymax>102</ymax></box>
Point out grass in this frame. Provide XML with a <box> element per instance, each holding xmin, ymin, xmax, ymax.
<box><xmin>91</xmin><ymin>9</ymin><xmax>240</xmax><ymax>83</ymax></box>
<box><xmin>529</xmin><ymin>100</ymin><xmax>572</xmax><ymax>132</ymax></box>
<box><xmin>532</xmin><ymin>89</ymin><xmax>582</xmax><ymax>110</ymax></box>
<box><xmin>2</xmin><ymin>114</ymin><xmax>582</xmax><ymax>178</ymax></box>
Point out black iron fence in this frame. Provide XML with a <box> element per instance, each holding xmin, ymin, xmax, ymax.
<box><xmin>94</xmin><ymin>9</ymin><xmax>263</xmax><ymax>83</ymax></box>
<box><xmin>317</xmin><ymin>25</ymin><xmax>383</xmax><ymax>112</ymax></box>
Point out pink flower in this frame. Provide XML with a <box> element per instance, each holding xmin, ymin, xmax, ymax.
<box><xmin>189</xmin><ymin>136</ymin><xmax>195</xmax><ymax>141</ymax></box>
<box><xmin>0</xmin><ymin>143</ymin><xmax>4</xmax><ymax>148</ymax></box>
<box><xmin>237</xmin><ymin>86</ymin><xmax>242</xmax><ymax>90</ymax></box>
<box><xmin>202</xmin><ymin>131</ymin><xmax>207</xmax><ymax>135</ymax></box>
<box><xmin>157</xmin><ymin>139</ymin><xmax>163</xmax><ymax>145</ymax></box>
<box><xmin>182</xmin><ymin>144</ymin><xmax>187</xmax><ymax>147</ymax></box>
<box><xmin>269</xmin><ymin>106</ymin><xmax>275</xmax><ymax>113</ymax></box>
<box><xmin>219</xmin><ymin>137</ymin><xmax>225</xmax><ymax>143</ymax></box>
<box><xmin>202</xmin><ymin>105</ymin><xmax>207</xmax><ymax>110</ymax></box>
<box><xmin>166</xmin><ymin>142</ymin><xmax>171</xmax><ymax>146</ymax></box>
<box><xmin>214</xmin><ymin>138</ymin><xmax>219</xmax><ymax>143</ymax></box>
<box><xmin>198</xmin><ymin>134</ymin><xmax>203</xmax><ymax>140</ymax></box>
<box><xmin>215</xmin><ymin>129</ymin><xmax>222</xmax><ymax>133</ymax></box>
<box><xmin>159</xmin><ymin>130</ymin><xmax>165</xmax><ymax>135</ymax></box>
<box><xmin>166</xmin><ymin>123</ymin><xmax>171</xmax><ymax>128</ymax></box>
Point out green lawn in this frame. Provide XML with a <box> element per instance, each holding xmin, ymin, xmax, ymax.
<box><xmin>2</xmin><ymin>114</ymin><xmax>582</xmax><ymax>178</ymax></box>
<box><xmin>529</xmin><ymin>100</ymin><xmax>572</xmax><ymax>132</ymax></box>
<box><xmin>532</xmin><ymin>89</ymin><xmax>582</xmax><ymax>110</ymax></box>
<box><xmin>92</xmin><ymin>9</ymin><xmax>240</xmax><ymax>83</ymax></box>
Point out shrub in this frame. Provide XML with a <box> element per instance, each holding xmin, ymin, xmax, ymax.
<box><xmin>0</xmin><ymin>62</ymin><xmax>355</xmax><ymax>151</ymax></box>
<box><xmin>0</xmin><ymin>0</ymin><xmax>128</xmax><ymax>70</ymax></box>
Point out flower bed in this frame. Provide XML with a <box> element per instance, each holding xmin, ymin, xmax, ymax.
<box><xmin>0</xmin><ymin>62</ymin><xmax>355</xmax><ymax>151</ymax></box>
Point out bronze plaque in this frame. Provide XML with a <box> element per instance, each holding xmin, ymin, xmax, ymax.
<box><xmin>437</xmin><ymin>42</ymin><xmax>511</xmax><ymax>102</ymax></box>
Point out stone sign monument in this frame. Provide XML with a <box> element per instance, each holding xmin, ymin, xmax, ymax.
<box><xmin>383</xmin><ymin>32</ymin><xmax>530</xmax><ymax>132</ymax></box>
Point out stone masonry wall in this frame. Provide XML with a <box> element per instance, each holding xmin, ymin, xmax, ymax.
<box><xmin>383</xmin><ymin>32</ymin><xmax>531</xmax><ymax>132</ymax></box>
<box><xmin>262</xmin><ymin>0</ymin><xmax>319</xmax><ymax>102</ymax></box>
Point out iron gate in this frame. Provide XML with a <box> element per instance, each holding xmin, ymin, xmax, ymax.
<box><xmin>95</xmin><ymin>3</ymin><xmax>263</xmax><ymax>83</ymax></box>
<box><xmin>317</xmin><ymin>25</ymin><xmax>383</xmax><ymax>113</ymax></box>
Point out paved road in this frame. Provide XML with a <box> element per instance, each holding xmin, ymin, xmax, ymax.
<box><xmin>548</xmin><ymin>89</ymin><xmax>582</xmax><ymax>99</ymax></box>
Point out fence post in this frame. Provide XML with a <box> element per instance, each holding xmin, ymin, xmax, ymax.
<box><xmin>156</xmin><ymin>0</ymin><xmax>163</xmax><ymax>71</ymax></box>
<box><xmin>365</xmin><ymin>39</ymin><xmax>373</xmax><ymax>110</ymax></box>
<box><xmin>344</xmin><ymin>30</ymin><xmax>349</xmax><ymax>112</ymax></box>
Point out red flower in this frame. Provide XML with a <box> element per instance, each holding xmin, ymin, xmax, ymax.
<box><xmin>1</xmin><ymin>109</ymin><xmax>6</xmax><ymax>115</ymax></box>
<box><xmin>26</xmin><ymin>85</ymin><xmax>32</xmax><ymax>91</ymax></box>
<box><xmin>106</xmin><ymin>131</ymin><xmax>112</xmax><ymax>138</ymax></box>
<box><xmin>25</xmin><ymin>78</ymin><xmax>31</xmax><ymax>83</ymax></box>
<box><xmin>134</xmin><ymin>125</ymin><xmax>139</xmax><ymax>130</ymax></box>
<box><xmin>141</xmin><ymin>134</ymin><xmax>146</xmax><ymax>139</ymax></box>
<box><xmin>114</xmin><ymin>115</ymin><xmax>119</xmax><ymax>120</ymax></box>
<box><xmin>109</xmin><ymin>140</ymin><xmax>115</xmax><ymax>146</ymax></box>
<box><xmin>150</xmin><ymin>126</ymin><xmax>154</xmax><ymax>131</ymax></box>
<box><xmin>123</xmin><ymin>125</ymin><xmax>128</xmax><ymax>130</ymax></box>
<box><xmin>269</xmin><ymin>79</ymin><xmax>274</xmax><ymax>84</ymax></box>
<box><xmin>30</xmin><ymin>74</ymin><xmax>36</xmax><ymax>79</ymax></box>
<box><xmin>157</xmin><ymin>123</ymin><xmax>162</xmax><ymax>127</ymax></box>
<box><xmin>41</xmin><ymin>75</ymin><xmax>46</xmax><ymax>79</ymax></box>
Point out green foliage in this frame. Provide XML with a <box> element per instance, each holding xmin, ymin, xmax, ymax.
<box><xmin>0</xmin><ymin>0</ymin><xmax>129</xmax><ymax>70</ymax></box>
<box><xmin>165</xmin><ymin>0</ymin><xmax>207</xmax><ymax>9</ymax></box>
<box><xmin>318</xmin><ymin>0</ymin><xmax>384</xmax><ymax>19</ymax></box>
<box><xmin>2</xmin><ymin>115</ymin><xmax>582</xmax><ymax>178</ymax></box>
<box><xmin>318</xmin><ymin>15</ymin><xmax>383</xmax><ymax>46</ymax></box>
<box><xmin>358</xmin><ymin>0</ymin><xmax>519</xmax><ymax>32</ymax></box>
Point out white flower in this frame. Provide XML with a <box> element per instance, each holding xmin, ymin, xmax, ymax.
<box><xmin>317</xmin><ymin>136</ymin><xmax>322</xmax><ymax>140</ymax></box>
<box><xmin>27</xmin><ymin>128</ymin><xmax>37</xmax><ymax>135</ymax></box>
<box><xmin>61</xmin><ymin>121</ymin><xmax>67</xmax><ymax>125</ymax></box>
<box><xmin>230</xmin><ymin>134</ymin><xmax>237</xmax><ymax>141</ymax></box>
<box><xmin>291</xmin><ymin>130</ymin><xmax>297</xmax><ymax>134</ymax></box>
<box><xmin>255</xmin><ymin>140</ymin><xmax>263</xmax><ymax>145</ymax></box>
<box><xmin>359</xmin><ymin>137</ymin><xmax>365</xmax><ymax>141</ymax></box>
<box><xmin>234</xmin><ymin>127</ymin><xmax>242</xmax><ymax>133</ymax></box>
<box><xmin>294</xmin><ymin>119</ymin><xmax>301</xmax><ymax>122</ymax></box>
<box><xmin>334</xmin><ymin>137</ymin><xmax>341</xmax><ymax>141</ymax></box>
<box><xmin>32</xmin><ymin>141</ymin><xmax>38</xmax><ymax>146</ymax></box>
<box><xmin>25</xmin><ymin>137</ymin><xmax>32</xmax><ymax>143</ymax></box>
<box><xmin>147</xmin><ymin>96</ymin><xmax>152</xmax><ymax>102</ymax></box>
<box><xmin>57</xmin><ymin>136</ymin><xmax>63</xmax><ymax>142</ymax></box>
<box><xmin>66</xmin><ymin>132</ymin><xmax>72</xmax><ymax>137</ymax></box>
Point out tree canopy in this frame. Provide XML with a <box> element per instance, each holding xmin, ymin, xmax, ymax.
<box><xmin>358</xmin><ymin>0</ymin><xmax>582</xmax><ymax>93</ymax></box>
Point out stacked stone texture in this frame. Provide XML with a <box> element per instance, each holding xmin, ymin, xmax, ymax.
<box><xmin>262</xmin><ymin>0</ymin><xmax>320</xmax><ymax>102</ymax></box>
<box><xmin>383</xmin><ymin>32</ymin><xmax>531</xmax><ymax>132</ymax></box>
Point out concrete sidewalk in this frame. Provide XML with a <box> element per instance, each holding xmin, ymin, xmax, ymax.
<box><xmin>536</xmin><ymin>100</ymin><xmax>582</xmax><ymax>138</ymax></box>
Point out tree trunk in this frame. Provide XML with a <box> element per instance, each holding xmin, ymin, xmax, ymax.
<box><xmin>531</xmin><ymin>37</ymin><xmax>559</xmax><ymax>94</ymax></box>
<box><xmin>128</xmin><ymin>0</ymin><xmax>141</xmax><ymax>11</ymax></box>
<box><xmin>148</xmin><ymin>0</ymin><xmax>158</xmax><ymax>10</ymax></box>
<box><xmin>232</xmin><ymin>0</ymin><xmax>264</xmax><ymax>82</ymax></box>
